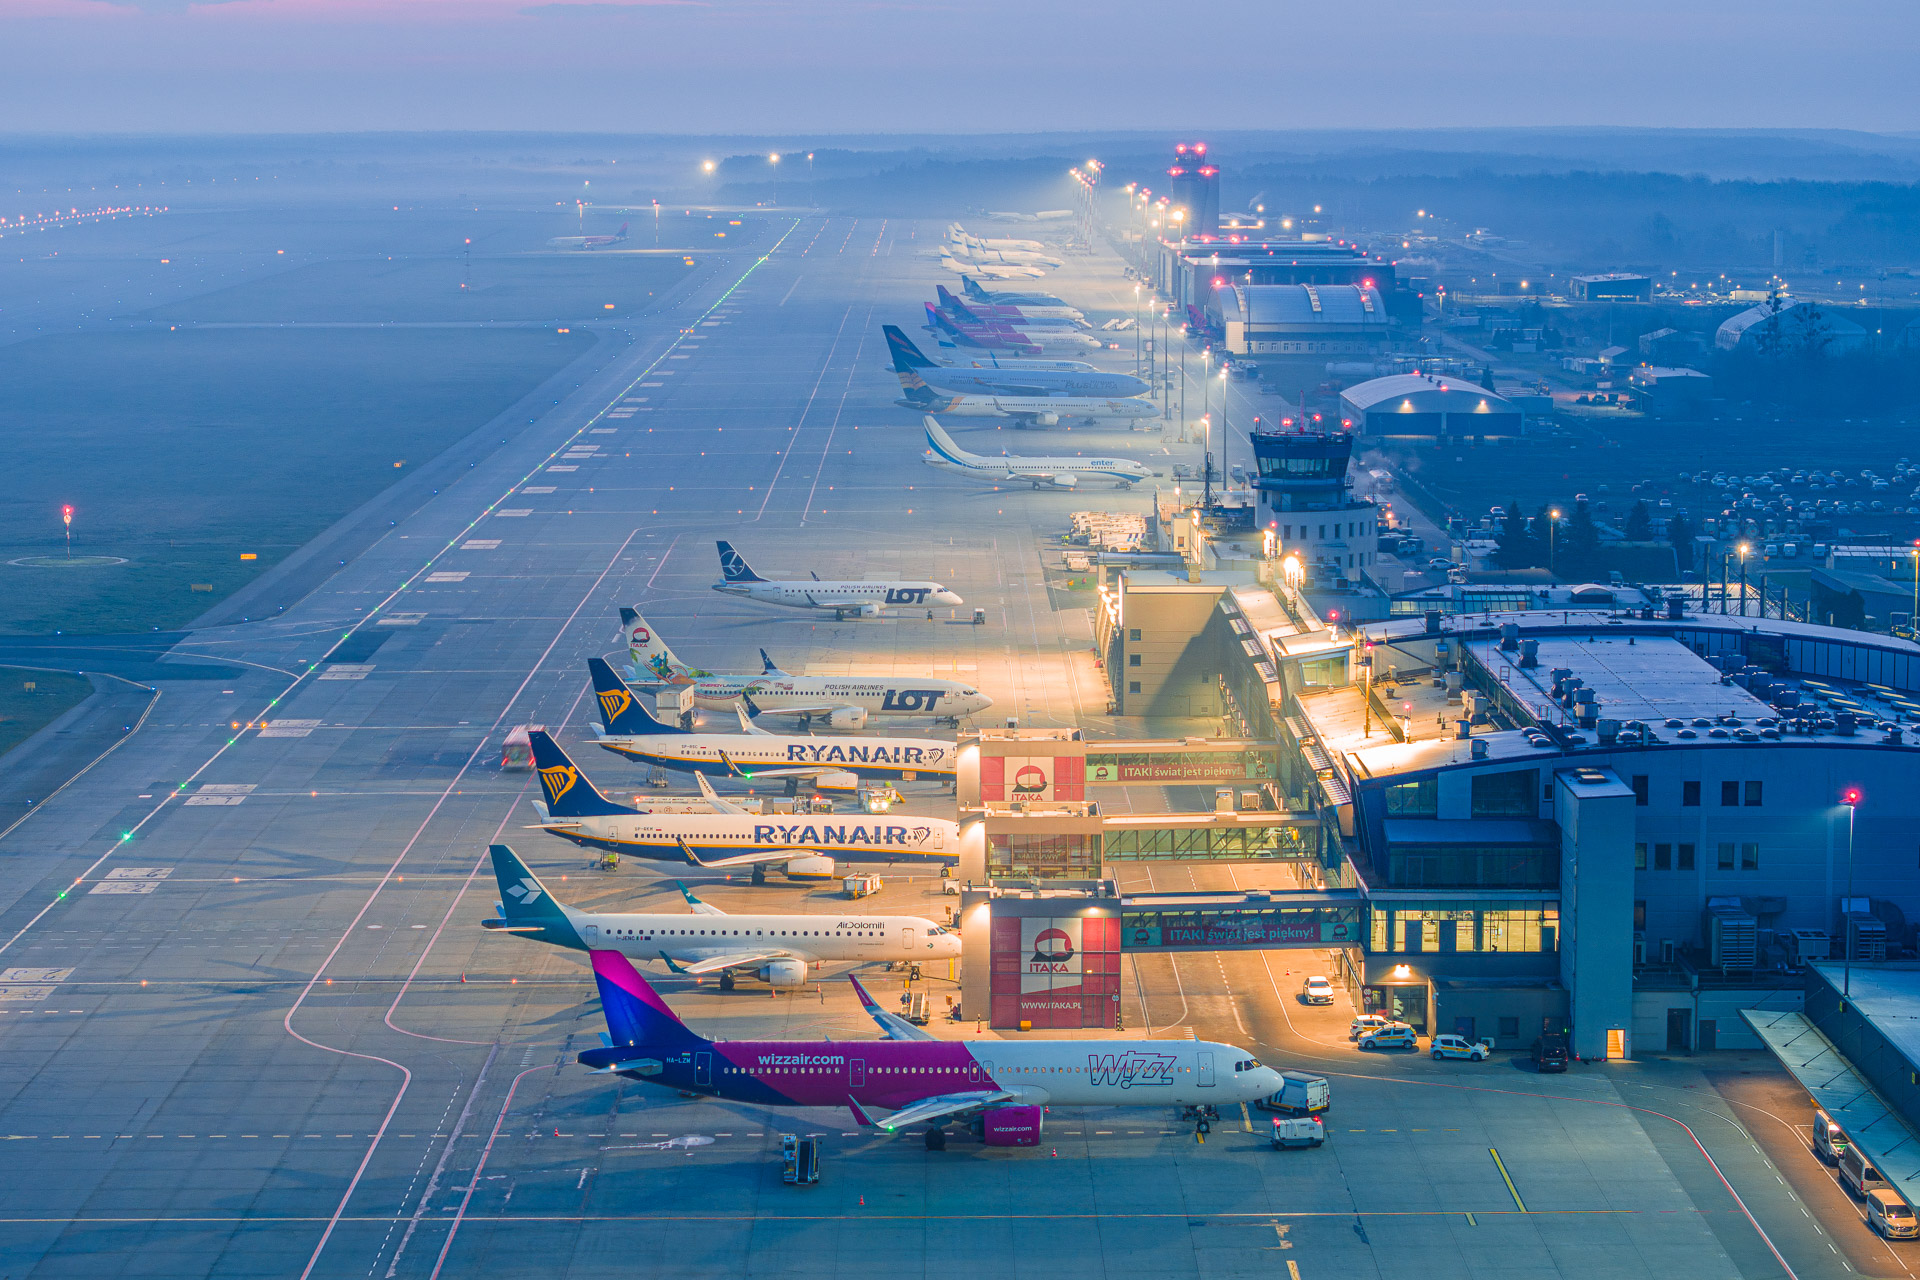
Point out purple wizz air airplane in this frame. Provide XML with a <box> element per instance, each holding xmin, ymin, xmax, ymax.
<box><xmin>577</xmin><ymin>950</ymin><xmax>1282</xmax><ymax>1149</ymax></box>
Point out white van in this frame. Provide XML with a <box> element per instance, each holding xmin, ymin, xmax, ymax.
<box><xmin>1813</xmin><ymin>1106</ymin><xmax>1848</xmax><ymax>1163</ymax></box>
<box><xmin>1840</xmin><ymin>1143</ymin><xmax>1890</xmax><ymax>1197</ymax></box>
<box><xmin>1868</xmin><ymin>1189</ymin><xmax>1920</xmax><ymax>1239</ymax></box>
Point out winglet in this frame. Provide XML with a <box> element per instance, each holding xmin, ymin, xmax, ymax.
<box><xmin>656</xmin><ymin>950</ymin><xmax>691</xmax><ymax>975</ymax></box>
<box><xmin>847</xmin><ymin>1097</ymin><xmax>880</xmax><ymax>1128</ymax></box>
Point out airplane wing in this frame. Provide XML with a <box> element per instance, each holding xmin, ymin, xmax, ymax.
<box><xmin>724</xmin><ymin>764</ymin><xmax>858</xmax><ymax>782</ymax></box>
<box><xmin>868</xmin><ymin>1091</ymin><xmax>1017</xmax><ymax>1133</ymax></box>
<box><xmin>693</xmin><ymin>772</ymin><xmax>752</xmax><ymax>814</ymax></box>
<box><xmin>675</xmin><ymin>881</ymin><xmax>728</xmax><ymax>916</ymax></box>
<box><xmin>660</xmin><ymin>949</ymin><xmax>800</xmax><ymax>976</ymax></box>
<box><xmin>801</xmin><ymin>593</ymin><xmax>861</xmax><ymax>608</ymax></box>
<box><xmin>848</xmin><ymin>973</ymin><xmax>936</xmax><ymax>1041</ymax></box>
<box><xmin>676</xmin><ymin>840</ymin><xmax>813</xmax><ymax>870</ymax></box>
<box><xmin>740</xmin><ymin>701</ymin><xmax>839</xmax><ymax>718</ymax></box>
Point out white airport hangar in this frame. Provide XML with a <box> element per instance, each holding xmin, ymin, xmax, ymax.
<box><xmin>1340</xmin><ymin>373</ymin><xmax>1522</xmax><ymax>439</ymax></box>
<box><xmin>1216</xmin><ymin>284</ymin><xmax>1391</xmax><ymax>356</ymax></box>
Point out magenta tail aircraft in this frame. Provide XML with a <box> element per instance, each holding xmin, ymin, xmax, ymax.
<box><xmin>577</xmin><ymin>950</ymin><xmax>1282</xmax><ymax>1148</ymax></box>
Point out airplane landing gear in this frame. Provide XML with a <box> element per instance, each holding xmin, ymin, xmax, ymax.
<box><xmin>924</xmin><ymin>1128</ymin><xmax>946</xmax><ymax>1151</ymax></box>
<box><xmin>751</xmin><ymin>864</ymin><xmax>768</xmax><ymax>886</ymax></box>
<box><xmin>784</xmin><ymin>777</ymin><xmax>800</xmax><ymax>797</ymax></box>
<box><xmin>719</xmin><ymin>972</ymin><xmax>736</xmax><ymax>992</ymax></box>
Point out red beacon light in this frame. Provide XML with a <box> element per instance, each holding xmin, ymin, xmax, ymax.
<box><xmin>1843</xmin><ymin>788</ymin><xmax>1863</xmax><ymax>806</ymax></box>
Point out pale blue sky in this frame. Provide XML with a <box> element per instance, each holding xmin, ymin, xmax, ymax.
<box><xmin>6</xmin><ymin>0</ymin><xmax>1919</xmax><ymax>135</ymax></box>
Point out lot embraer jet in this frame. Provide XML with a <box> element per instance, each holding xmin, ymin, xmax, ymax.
<box><xmin>578</xmin><ymin>952</ymin><xmax>1283</xmax><ymax>1148</ymax></box>
<box><xmin>947</xmin><ymin>224</ymin><xmax>1048</xmax><ymax>254</ymax></box>
<box><xmin>922</xmin><ymin>418</ymin><xmax>1153</xmax><ymax>490</ymax></box>
<box><xmin>887</xmin><ymin>326</ymin><xmax>1145</xmax><ymax>399</ymax></box>
<box><xmin>548</xmin><ymin>222</ymin><xmax>628</xmax><ymax>249</ymax></box>
<box><xmin>527</xmin><ymin>731</ymin><xmax>957</xmax><ymax>878</ymax></box>
<box><xmin>586</xmin><ymin>658</ymin><xmax>957</xmax><ymax>785</ymax></box>
<box><xmin>711</xmin><ymin>541</ymin><xmax>962</xmax><ymax>620</ymax></box>
<box><xmin>482</xmin><ymin>845</ymin><xmax>959</xmax><ymax>988</ymax></box>
<box><xmin>960</xmin><ymin>277</ymin><xmax>1072</xmax><ymax>308</ymax></box>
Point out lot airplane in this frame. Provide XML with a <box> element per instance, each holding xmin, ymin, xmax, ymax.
<box><xmin>921</xmin><ymin>418</ymin><xmax>1153</xmax><ymax>490</ymax></box>
<box><xmin>482</xmin><ymin>845</ymin><xmax>959</xmax><ymax>988</ymax></box>
<box><xmin>960</xmin><ymin>277</ymin><xmax>1072</xmax><ymax>309</ymax></box>
<box><xmin>948</xmin><ymin>224</ymin><xmax>1047</xmax><ymax>254</ymax></box>
<box><xmin>712</xmin><ymin>540</ymin><xmax>962</xmax><ymax>620</ymax></box>
<box><xmin>940</xmin><ymin>251</ymin><xmax>1045</xmax><ymax>280</ymax></box>
<box><xmin>887</xmin><ymin>326</ymin><xmax>1145</xmax><ymax>399</ymax></box>
<box><xmin>578</xmin><ymin>951</ymin><xmax>1284</xmax><ymax>1148</ymax></box>
<box><xmin>985</xmin><ymin>209</ymin><xmax>1075</xmax><ymax>223</ymax></box>
<box><xmin>587</xmin><ymin>658</ymin><xmax>957</xmax><ymax>785</ymax></box>
<box><xmin>610</xmin><ymin>611</ymin><xmax>990</xmax><ymax>728</ymax></box>
<box><xmin>549</xmin><ymin>222</ymin><xmax>629</xmax><ymax>249</ymax></box>
<box><xmin>527</xmin><ymin>731</ymin><xmax>957</xmax><ymax>877</ymax></box>
<box><xmin>946</xmin><ymin>242</ymin><xmax>1063</xmax><ymax>269</ymax></box>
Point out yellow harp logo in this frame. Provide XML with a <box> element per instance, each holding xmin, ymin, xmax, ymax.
<box><xmin>598</xmin><ymin>688</ymin><xmax>632</xmax><ymax>724</ymax></box>
<box><xmin>539</xmin><ymin>764</ymin><xmax>578</xmax><ymax>804</ymax></box>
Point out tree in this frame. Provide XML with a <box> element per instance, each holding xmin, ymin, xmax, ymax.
<box><xmin>1624</xmin><ymin>499</ymin><xmax>1653</xmax><ymax>541</ymax></box>
<box><xmin>1667</xmin><ymin>511</ymin><xmax>1695</xmax><ymax>570</ymax></box>
<box><xmin>1562</xmin><ymin>499</ymin><xmax>1602</xmax><ymax>577</ymax></box>
<box><xmin>1495</xmin><ymin>500</ymin><xmax>1533</xmax><ymax>568</ymax></box>
<box><xmin>1480</xmin><ymin>365</ymin><xmax>1498</xmax><ymax>394</ymax></box>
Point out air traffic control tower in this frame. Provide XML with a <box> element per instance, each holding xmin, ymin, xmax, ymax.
<box><xmin>1252</xmin><ymin>426</ymin><xmax>1382</xmax><ymax>586</ymax></box>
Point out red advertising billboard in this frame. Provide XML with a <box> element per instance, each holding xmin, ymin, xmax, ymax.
<box><xmin>989</xmin><ymin>914</ymin><xmax>1119</xmax><ymax>1029</ymax></box>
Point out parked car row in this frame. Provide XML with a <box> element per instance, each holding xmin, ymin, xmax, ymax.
<box><xmin>1814</xmin><ymin>1103</ymin><xmax>1920</xmax><ymax>1239</ymax></box>
<box><xmin>1345</xmin><ymin>1015</ymin><xmax>1495</xmax><ymax>1058</ymax></box>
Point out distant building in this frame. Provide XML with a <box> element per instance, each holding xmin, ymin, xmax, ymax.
<box><xmin>1217</xmin><ymin>284</ymin><xmax>1391</xmax><ymax>357</ymax></box>
<box><xmin>1570</xmin><ymin>273</ymin><xmax>1653</xmax><ymax>302</ymax></box>
<box><xmin>1626</xmin><ymin>366</ymin><xmax>1714</xmax><ymax>417</ymax></box>
<box><xmin>1167</xmin><ymin>142</ymin><xmax>1220</xmax><ymax>239</ymax></box>
<box><xmin>1715</xmin><ymin>299</ymin><xmax>1870</xmax><ymax>354</ymax></box>
<box><xmin>1639</xmin><ymin>327</ymin><xmax>1708</xmax><ymax>364</ymax></box>
<box><xmin>1340</xmin><ymin>373</ymin><xmax>1523</xmax><ymax>439</ymax></box>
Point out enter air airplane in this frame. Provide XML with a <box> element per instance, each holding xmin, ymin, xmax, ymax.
<box><xmin>712</xmin><ymin>541</ymin><xmax>962</xmax><ymax>620</ymax></box>
<box><xmin>579</xmin><ymin>951</ymin><xmax>1283</xmax><ymax>1148</ymax></box>
<box><xmin>586</xmin><ymin>658</ymin><xmax>956</xmax><ymax>787</ymax></box>
<box><xmin>482</xmin><ymin>844</ymin><xmax>958</xmax><ymax>989</ymax></box>
<box><xmin>922</xmin><ymin>418</ymin><xmax>1154</xmax><ymax>490</ymax></box>
<box><xmin>527</xmin><ymin>730</ymin><xmax>956</xmax><ymax>879</ymax></box>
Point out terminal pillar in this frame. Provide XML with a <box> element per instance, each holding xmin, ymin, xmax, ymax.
<box><xmin>1555</xmin><ymin>768</ymin><xmax>1636</xmax><ymax>1061</ymax></box>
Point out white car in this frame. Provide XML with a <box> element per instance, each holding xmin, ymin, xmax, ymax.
<box><xmin>1430</xmin><ymin>1034</ymin><xmax>1494</xmax><ymax>1061</ymax></box>
<box><xmin>1349</xmin><ymin>1014</ymin><xmax>1391</xmax><ymax>1041</ymax></box>
<box><xmin>1357</xmin><ymin>1023</ymin><xmax>1418</xmax><ymax>1051</ymax></box>
<box><xmin>1301</xmin><ymin>976</ymin><xmax>1335</xmax><ymax>1005</ymax></box>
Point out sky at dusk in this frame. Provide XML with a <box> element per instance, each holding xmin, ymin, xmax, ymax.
<box><xmin>6</xmin><ymin>0</ymin><xmax>1920</xmax><ymax>135</ymax></box>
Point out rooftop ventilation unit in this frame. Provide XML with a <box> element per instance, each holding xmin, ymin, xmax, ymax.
<box><xmin>1706</xmin><ymin>899</ymin><xmax>1757</xmax><ymax>972</ymax></box>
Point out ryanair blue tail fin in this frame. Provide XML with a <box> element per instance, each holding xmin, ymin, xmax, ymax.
<box><xmin>588</xmin><ymin>658</ymin><xmax>683</xmax><ymax>736</ymax></box>
<box><xmin>715</xmin><ymin>540</ymin><xmax>764</xmax><ymax>583</ymax></box>
<box><xmin>528</xmin><ymin>731</ymin><xmax>635</xmax><ymax>818</ymax></box>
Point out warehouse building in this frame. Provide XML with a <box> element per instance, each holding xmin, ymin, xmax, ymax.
<box><xmin>1217</xmin><ymin>284</ymin><xmax>1391</xmax><ymax>356</ymax></box>
<box><xmin>1715</xmin><ymin>300</ymin><xmax>1871</xmax><ymax>354</ymax></box>
<box><xmin>1340</xmin><ymin>373</ymin><xmax>1522</xmax><ymax>439</ymax></box>
<box><xmin>1570</xmin><ymin>273</ymin><xmax>1653</xmax><ymax>302</ymax></box>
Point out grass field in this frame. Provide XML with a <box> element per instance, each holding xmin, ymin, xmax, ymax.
<box><xmin>143</xmin><ymin>253</ymin><xmax>700</xmax><ymax>324</ymax></box>
<box><xmin>0</xmin><ymin>326</ymin><xmax>591</xmax><ymax>634</ymax></box>
<box><xmin>0</xmin><ymin>668</ymin><xmax>93</xmax><ymax>759</ymax></box>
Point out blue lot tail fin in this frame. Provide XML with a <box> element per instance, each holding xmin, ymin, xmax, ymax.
<box><xmin>587</xmin><ymin>658</ymin><xmax>683</xmax><ymax>736</ymax></box>
<box><xmin>715</xmin><ymin>540</ymin><xmax>764</xmax><ymax>583</ymax></box>
<box><xmin>759</xmin><ymin>648</ymin><xmax>788</xmax><ymax>676</ymax></box>
<box><xmin>963</xmin><ymin>276</ymin><xmax>990</xmax><ymax>300</ymax></box>
<box><xmin>528</xmin><ymin>731</ymin><xmax>635</xmax><ymax>818</ymax></box>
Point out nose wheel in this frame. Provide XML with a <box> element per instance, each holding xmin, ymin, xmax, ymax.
<box><xmin>924</xmin><ymin>1128</ymin><xmax>946</xmax><ymax>1151</ymax></box>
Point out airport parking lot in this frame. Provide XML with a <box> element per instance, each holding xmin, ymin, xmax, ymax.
<box><xmin>0</xmin><ymin>206</ymin><xmax>1899</xmax><ymax>1280</ymax></box>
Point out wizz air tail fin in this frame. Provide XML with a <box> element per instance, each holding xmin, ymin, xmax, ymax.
<box><xmin>528</xmin><ymin>731</ymin><xmax>636</xmax><ymax>818</ymax></box>
<box><xmin>583</xmin><ymin>950</ymin><xmax>709</xmax><ymax>1052</ymax></box>
<box><xmin>715</xmin><ymin>540</ymin><xmax>764</xmax><ymax>583</ymax></box>
<box><xmin>588</xmin><ymin>658</ymin><xmax>684</xmax><ymax>736</ymax></box>
<box><xmin>616</xmin><ymin>222</ymin><xmax>629</xmax><ymax>238</ymax></box>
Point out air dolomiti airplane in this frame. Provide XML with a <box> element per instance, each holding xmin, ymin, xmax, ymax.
<box><xmin>922</xmin><ymin>418</ymin><xmax>1153</xmax><ymax>490</ymax></box>
<box><xmin>482</xmin><ymin>845</ymin><xmax>959</xmax><ymax>988</ymax></box>
<box><xmin>527</xmin><ymin>730</ymin><xmax>957</xmax><ymax>878</ymax></box>
<box><xmin>579</xmin><ymin>951</ymin><xmax>1283</xmax><ymax>1148</ymax></box>
<box><xmin>614</xmin><ymin>607</ymin><xmax>991</xmax><ymax>729</ymax></box>
<box><xmin>940</xmin><ymin>251</ymin><xmax>1045</xmax><ymax>280</ymax></box>
<box><xmin>586</xmin><ymin>658</ymin><xmax>956</xmax><ymax>785</ymax></box>
<box><xmin>712</xmin><ymin>541</ymin><xmax>963</xmax><ymax>620</ymax></box>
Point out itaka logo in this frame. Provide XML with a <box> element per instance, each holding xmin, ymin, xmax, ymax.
<box><xmin>539</xmin><ymin>764</ymin><xmax>578</xmax><ymax>802</ymax></box>
<box><xmin>1031</xmin><ymin>928</ymin><xmax>1074</xmax><ymax>964</ymax></box>
<box><xmin>1011</xmin><ymin>764</ymin><xmax>1048</xmax><ymax>796</ymax></box>
<box><xmin>598</xmin><ymin>688</ymin><xmax>633</xmax><ymax>723</ymax></box>
<box><xmin>630</xmin><ymin>625</ymin><xmax>651</xmax><ymax>646</ymax></box>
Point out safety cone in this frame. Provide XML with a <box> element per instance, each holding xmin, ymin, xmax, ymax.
<box><xmin>460</xmin><ymin>974</ymin><xmax>466</xmax><ymax>983</ymax></box>
<box><xmin>1050</xmin><ymin>1147</ymin><xmax>1057</xmax><ymax>1157</ymax></box>
<box><xmin>858</xmin><ymin>1195</ymin><xmax>865</xmax><ymax>1206</ymax></box>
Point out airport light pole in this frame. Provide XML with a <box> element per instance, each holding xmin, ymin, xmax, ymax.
<box><xmin>1134</xmin><ymin>284</ymin><xmax>1142</xmax><ymax>376</ymax></box>
<box><xmin>1843</xmin><ymin>788</ymin><xmax>1861</xmax><ymax>998</ymax></box>
<box><xmin>1738</xmin><ymin>542</ymin><xmax>1751</xmax><ymax>616</ymax></box>
<box><xmin>1547</xmin><ymin>508</ymin><xmax>1561</xmax><ymax>577</ymax></box>
<box><xmin>768</xmin><ymin>153</ymin><xmax>781</xmax><ymax>206</ymax></box>
<box><xmin>806</xmin><ymin>152</ymin><xmax>815</xmax><ymax>208</ymax></box>
<box><xmin>1218</xmin><ymin>365</ymin><xmax>1231</xmax><ymax>485</ymax></box>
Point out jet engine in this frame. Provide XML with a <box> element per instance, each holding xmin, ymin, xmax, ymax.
<box><xmin>1031</xmin><ymin>412</ymin><xmax>1059</xmax><ymax>428</ymax></box>
<box><xmin>758</xmin><ymin>958</ymin><xmax>808</xmax><ymax>987</ymax></box>
<box><xmin>781</xmin><ymin>854</ymin><xmax>836</xmax><ymax>880</ymax></box>
<box><xmin>1037</xmin><ymin>473</ymin><xmax>1077</xmax><ymax>490</ymax></box>
<box><xmin>856</xmin><ymin>602</ymin><xmax>881</xmax><ymax>618</ymax></box>
<box><xmin>826</xmin><ymin>706</ymin><xmax>868</xmax><ymax>730</ymax></box>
